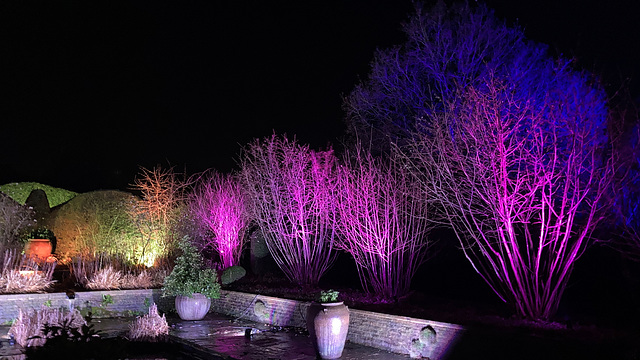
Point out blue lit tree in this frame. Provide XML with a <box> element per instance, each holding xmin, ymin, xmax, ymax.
<box><xmin>343</xmin><ymin>1</ymin><xmax>548</xmax><ymax>154</ymax></box>
<box><xmin>347</xmin><ymin>1</ymin><xmax>614</xmax><ymax>320</ymax></box>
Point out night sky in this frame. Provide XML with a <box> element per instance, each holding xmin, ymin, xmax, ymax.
<box><xmin>3</xmin><ymin>0</ymin><xmax>639</xmax><ymax>193</ymax></box>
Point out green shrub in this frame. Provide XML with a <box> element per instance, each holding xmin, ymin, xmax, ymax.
<box><xmin>221</xmin><ymin>265</ymin><xmax>246</xmax><ymax>285</ymax></box>
<box><xmin>163</xmin><ymin>237</ymin><xmax>220</xmax><ymax>299</ymax></box>
<box><xmin>48</xmin><ymin>190</ymin><xmax>161</xmax><ymax>265</ymax></box>
<box><xmin>0</xmin><ymin>182</ymin><xmax>77</xmax><ymax>208</ymax></box>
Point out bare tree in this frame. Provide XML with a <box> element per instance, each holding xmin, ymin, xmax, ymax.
<box><xmin>343</xmin><ymin>1</ymin><xmax>546</xmax><ymax>155</ymax></box>
<box><xmin>0</xmin><ymin>193</ymin><xmax>35</xmax><ymax>252</ymax></box>
<box><xmin>336</xmin><ymin>148</ymin><xmax>436</xmax><ymax>300</ymax></box>
<box><xmin>607</xmin><ymin>108</ymin><xmax>640</xmax><ymax>259</ymax></box>
<box><xmin>129</xmin><ymin>166</ymin><xmax>190</xmax><ymax>265</ymax></box>
<box><xmin>401</xmin><ymin>71</ymin><xmax>612</xmax><ymax>320</ymax></box>
<box><xmin>190</xmin><ymin>171</ymin><xmax>249</xmax><ymax>269</ymax></box>
<box><xmin>240</xmin><ymin>134</ymin><xmax>338</xmax><ymax>286</ymax></box>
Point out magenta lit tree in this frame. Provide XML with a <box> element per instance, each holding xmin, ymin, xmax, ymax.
<box><xmin>190</xmin><ymin>171</ymin><xmax>249</xmax><ymax>269</ymax></box>
<box><xmin>402</xmin><ymin>71</ymin><xmax>613</xmax><ymax>320</ymax></box>
<box><xmin>240</xmin><ymin>134</ymin><xmax>338</xmax><ymax>286</ymax></box>
<box><xmin>336</xmin><ymin>148</ymin><xmax>435</xmax><ymax>300</ymax></box>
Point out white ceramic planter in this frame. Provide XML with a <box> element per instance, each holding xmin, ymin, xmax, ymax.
<box><xmin>175</xmin><ymin>293</ymin><xmax>211</xmax><ymax>320</ymax></box>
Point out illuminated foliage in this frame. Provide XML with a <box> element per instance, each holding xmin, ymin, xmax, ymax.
<box><xmin>241</xmin><ymin>134</ymin><xmax>338</xmax><ymax>286</ymax></box>
<box><xmin>190</xmin><ymin>171</ymin><xmax>249</xmax><ymax>269</ymax></box>
<box><xmin>49</xmin><ymin>190</ymin><xmax>143</xmax><ymax>263</ymax></box>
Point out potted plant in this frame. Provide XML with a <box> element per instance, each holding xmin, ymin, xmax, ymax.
<box><xmin>162</xmin><ymin>236</ymin><xmax>221</xmax><ymax>320</ymax></box>
<box><xmin>24</xmin><ymin>228</ymin><xmax>56</xmax><ymax>262</ymax></box>
<box><xmin>306</xmin><ymin>289</ymin><xmax>350</xmax><ymax>359</ymax></box>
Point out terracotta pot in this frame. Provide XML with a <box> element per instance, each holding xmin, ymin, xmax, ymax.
<box><xmin>175</xmin><ymin>293</ymin><xmax>211</xmax><ymax>320</ymax></box>
<box><xmin>307</xmin><ymin>301</ymin><xmax>350</xmax><ymax>359</ymax></box>
<box><xmin>25</xmin><ymin>239</ymin><xmax>52</xmax><ymax>261</ymax></box>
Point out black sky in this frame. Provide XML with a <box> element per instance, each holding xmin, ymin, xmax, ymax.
<box><xmin>3</xmin><ymin>0</ymin><xmax>639</xmax><ymax>193</ymax></box>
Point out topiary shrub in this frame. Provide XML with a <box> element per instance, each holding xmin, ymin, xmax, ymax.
<box><xmin>220</xmin><ymin>265</ymin><xmax>246</xmax><ymax>285</ymax></box>
<box><xmin>0</xmin><ymin>182</ymin><xmax>77</xmax><ymax>208</ymax></box>
<box><xmin>48</xmin><ymin>190</ymin><xmax>158</xmax><ymax>265</ymax></box>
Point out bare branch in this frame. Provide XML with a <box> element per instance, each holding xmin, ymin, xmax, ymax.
<box><xmin>240</xmin><ymin>134</ymin><xmax>338</xmax><ymax>286</ymax></box>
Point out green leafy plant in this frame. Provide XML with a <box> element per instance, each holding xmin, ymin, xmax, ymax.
<box><xmin>162</xmin><ymin>236</ymin><xmax>220</xmax><ymax>299</ymax></box>
<box><xmin>318</xmin><ymin>289</ymin><xmax>339</xmax><ymax>303</ymax></box>
<box><xmin>26</xmin><ymin>228</ymin><xmax>55</xmax><ymax>240</ymax></box>
<box><xmin>101</xmin><ymin>294</ymin><xmax>114</xmax><ymax>307</ymax></box>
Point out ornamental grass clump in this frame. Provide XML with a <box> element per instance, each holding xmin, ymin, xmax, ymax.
<box><xmin>128</xmin><ymin>304</ymin><xmax>169</xmax><ymax>342</ymax></box>
<box><xmin>163</xmin><ymin>236</ymin><xmax>220</xmax><ymax>299</ymax></box>
<box><xmin>86</xmin><ymin>266</ymin><xmax>122</xmax><ymax>290</ymax></box>
<box><xmin>71</xmin><ymin>253</ymin><xmax>168</xmax><ymax>290</ymax></box>
<box><xmin>8</xmin><ymin>307</ymin><xmax>86</xmax><ymax>348</ymax></box>
<box><xmin>0</xmin><ymin>249</ymin><xmax>56</xmax><ymax>294</ymax></box>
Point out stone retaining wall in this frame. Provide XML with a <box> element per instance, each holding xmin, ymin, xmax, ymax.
<box><xmin>210</xmin><ymin>290</ymin><xmax>465</xmax><ymax>359</ymax></box>
<box><xmin>0</xmin><ymin>289</ymin><xmax>465</xmax><ymax>359</ymax></box>
<box><xmin>0</xmin><ymin>289</ymin><xmax>173</xmax><ymax>324</ymax></box>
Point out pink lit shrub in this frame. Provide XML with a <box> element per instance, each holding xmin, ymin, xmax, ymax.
<box><xmin>241</xmin><ymin>134</ymin><xmax>338</xmax><ymax>285</ymax></box>
<box><xmin>403</xmin><ymin>73</ymin><xmax>613</xmax><ymax>320</ymax></box>
<box><xmin>336</xmin><ymin>149</ymin><xmax>436</xmax><ymax>300</ymax></box>
<box><xmin>190</xmin><ymin>171</ymin><xmax>249</xmax><ymax>269</ymax></box>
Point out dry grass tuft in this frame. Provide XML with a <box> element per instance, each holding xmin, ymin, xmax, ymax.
<box><xmin>8</xmin><ymin>307</ymin><xmax>86</xmax><ymax>348</ymax></box>
<box><xmin>0</xmin><ymin>249</ymin><xmax>56</xmax><ymax>294</ymax></box>
<box><xmin>128</xmin><ymin>304</ymin><xmax>169</xmax><ymax>342</ymax></box>
<box><xmin>86</xmin><ymin>266</ymin><xmax>121</xmax><ymax>290</ymax></box>
<box><xmin>72</xmin><ymin>253</ymin><xmax>169</xmax><ymax>290</ymax></box>
<box><xmin>120</xmin><ymin>270</ymin><xmax>152</xmax><ymax>289</ymax></box>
